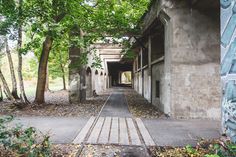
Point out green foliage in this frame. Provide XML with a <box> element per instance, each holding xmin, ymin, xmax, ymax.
<box><xmin>205</xmin><ymin>155</ymin><xmax>220</xmax><ymax>157</ymax></box>
<box><xmin>213</xmin><ymin>141</ymin><xmax>236</xmax><ymax>157</ymax></box>
<box><xmin>91</xmin><ymin>50</ymin><xmax>102</xmax><ymax>69</ymax></box>
<box><xmin>22</xmin><ymin>57</ymin><xmax>38</xmax><ymax>79</ymax></box>
<box><xmin>48</xmin><ymin>36</ymin><xmax>69</xmax><ymax>79</ymax></box>
<box><xmin>151</xmin><ymin>140</ymin><xmax>236</xmax><ymax>157</ymax></box>
<box><xmin>186</xmin><ymin>144</ymin><xmax>197</xmax><ymax>154</ymax></box>
<box><xmin>0</xmin><ymin>115</ymin><xmax>51</xmax><ymax>157</ymax></box>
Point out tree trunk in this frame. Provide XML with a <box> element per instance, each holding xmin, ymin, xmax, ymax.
<box><xmin>0</xmin><ymin>84</ymin><xmax>3</xmax><ymax>101</ymax></box>
<box><xmin>17</xmin><ymin>0</ymin><xmax>29</xmax><ymax>104</ymax></box>
<box><xmin>61</xmin><ymin>66</ymin><xmax>66</xmax><ymax>90</ymax></box>
<box><xmin>34</xmin><ymin>36</ymin><xmax>53</xmax><ymax>104</ymax></box>
<box><xmin>0</xmin><ymin>70</ymin><xmax>14</xmax><ymax>100</ymax></box>
<box><xmin>45</xmin><ymin>65</ymin><xmax>49</xmax><ymax>91</ymax></box>
<box><xmin>5</xmin><ymin>38</ymin><xmax>20</xmax><ymax>99</ymax></box>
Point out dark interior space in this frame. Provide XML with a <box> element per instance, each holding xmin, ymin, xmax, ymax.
<box><xmin>107</xmin><ymin>62</ymin><xmax>133</xmax><ymax>87</ymax></box>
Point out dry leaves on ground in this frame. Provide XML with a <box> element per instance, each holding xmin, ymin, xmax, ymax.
<box><xmin>80</xmin><ymin>145</ymin><xmax>147</xmax><ymax>157</ymax></box>
<box><xmin>124</xmin><ymin>90</ymin><xmax>162</xmax><ymax>119</ymax></box>
<box><xmin>52</xmin><ymin>144</ymin><xmax>81</xmax><ymax>157</ymax></box>
<box><xmin>149</xmin><ymin>139</ymin><xmax>236</xmax><ymax>157</ymax></box>
<box><xmin>0</xmin><ymin>90</ymin><xmax>109</xmax><ymax>117</ymax></box>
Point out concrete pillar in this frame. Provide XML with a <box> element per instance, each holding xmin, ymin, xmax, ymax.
<box><xmin>148</xmin><ymin>36</ymin><xmax>152</xmax><ymax>103</ymax></box>
<box><xmin>68</xmin><ymin>26</ymin><xmax>86</xmax><ymax>103</ymax></box>
<box><xmin>86</xmin><ymin>69</ymin><xmax>92</xmax><ymax>98</ymax></box>
<box><xmin>80</xmin><ymin>66</ymin><xmax>86</xmax><ymax>102</ymax></box>
<box><xmin>69</xmin><ymin>45</ymin><xmax>81</xmax><ymax>103</ymax></box>
<box><xmin>140</xmin><ymin>48</ymin><xmax>144</xmax><ymax>96</ymax></box>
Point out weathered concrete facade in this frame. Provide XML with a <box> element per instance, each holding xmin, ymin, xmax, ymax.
<box><xmin>133</xmin><ymin>0</ymin><xmax>221</xmax><ymax>119</ymax></box>
<box><xmin>69</xmin><ymin>43</ymin><xmax>125</xmax><ymax>103</ymax></box>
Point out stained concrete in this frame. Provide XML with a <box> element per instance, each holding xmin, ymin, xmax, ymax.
<box><xmin>11</xmin><ymin>117</ymin><xmax>88</xmax><ymax>144</ymax></box>
<box><xmin>143</xmin><ymin>119</ymin><xmax>221</xmax><ymax>147</ymax></box>
<box><xmin>133</xmin><ymin>0</ymin><xmax>220</xmax><ymax>119</ymax></box>
<box><xmin>100</xmin><ymin>93</ymin><xmax>132</xmax><ymax>117</ymax></box>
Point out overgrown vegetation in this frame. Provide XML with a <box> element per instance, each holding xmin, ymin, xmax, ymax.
<box><xmin>0</xmin><ymin>116</ymin><xmax>51</xmax><ymax>156</ymax></box>
<box><xmin>0</xmin><ymin>0</ymin><xmax>150</xmax><ymax>104</ymax></box>
<box><xmin>150</xmin><ymin>140</ymin><xmax>236</xmax><ymax>157</ymax></box>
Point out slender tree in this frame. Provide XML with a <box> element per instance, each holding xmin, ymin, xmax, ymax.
<box><xmin>5</xmin><ymin>37</ymin><xmax>20</xmax><ymax>99</ymax></box>
<box><xmin>0</xmin><ymin>69</ymin><xmax>14</xmax><ymax>100</ymax></box>
<box><xmin>0</xmin><ymin>83</ymin><xmax>3</xmax><ymax>101</ymax></box>
<box><xmin>17</xmin><ymin>0</ymin><xmax>29</xmax><ymax>103</ymax></box>
<box><xmin>0</xmin><ymin>0</ymin><xmax>30</xmax><ymax>103</ymax></box>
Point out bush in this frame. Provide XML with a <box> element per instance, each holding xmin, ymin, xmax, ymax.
<box><xmin>150</xmin><ymin>139</ymin><xmax>236</xmax><ymax>157</ymax></box>
<box><xmin>0</xmin><ymin>115</ymin><xmax>51</xmax><ymax>157</ymax></box>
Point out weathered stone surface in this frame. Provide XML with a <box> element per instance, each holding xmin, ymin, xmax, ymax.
<box><xmin>133</xmin><ymin>0</ymin><xmax>220</xmax><ymax>120</ymax></box>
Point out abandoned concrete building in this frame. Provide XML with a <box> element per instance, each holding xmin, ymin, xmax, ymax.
<box><xmin>69</xmin><ymin>0</ymin><xmax>221</xmax><ymax>120</ymax></box>
<box><xmin>132</xmin><ymin>0</ymin><xmax>220</xmax><ymax>119</ymax></box>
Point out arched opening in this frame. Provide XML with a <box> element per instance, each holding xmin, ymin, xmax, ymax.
<box><xmin>107</xmin><ymin>62</ymin><xmax>133</xmax><ymax>87</ymax></box>
<box><xmin>95</xmin><ymin>70</ymin><xmax>98</xmax><ymax>75</ymax></box>
<box><xmin>86</xmin><ymin>67</ymin><xmax>92</xmax><ymax>98</ymax></box>
<box><xmin>121</xmin><ymin>71</ymin><xmax>132</xmax><ymax>84</ymax></box>
<box><xmin>86</xmin><ymin>67</ymin><xmax>91</xmax><ymax>75</ymax></box>
<box><xmin>100</xmin><ymin>72</ymin><xmax>103</xmax><ymax>76</ymax></box>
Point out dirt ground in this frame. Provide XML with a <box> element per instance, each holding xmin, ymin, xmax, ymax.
<box><xmin>124</xmin><ymin>89</ymin><xmax>163</xmax><ymax>119</ymax></box>
<box><xmin>0</xmin><ymin>88</ymin><xmax>162</xmax><ymax>118</ymax></box>
<box><xmin>0</xmin><ymin>90</ymin><xmax>109</xmax><ymax>117</ymax></box>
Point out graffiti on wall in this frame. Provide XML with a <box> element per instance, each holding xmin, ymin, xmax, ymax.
<box><xmin>221</xmin><ymin>0</ymin><xmax>236</xmax><ymax>142</ymax></box>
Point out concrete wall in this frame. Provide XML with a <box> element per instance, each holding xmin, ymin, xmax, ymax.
<box><xmin>168</xmin><ymin>8</ymin><xmax>221</xmax><ymax>119</ymax></box>
<box><xmin>138</xmin><ymin>72</ymin><xmax>143</xmax><ymax>95</ymax></box>
<box><xmin>134</xmin><ymin>72</ymin><xmax>139</xmax><ymax>92</ymax></box>
<box><xmin>132</xmin><ymin>0</ymin><xmax>220</xmax><ymax>119</ymax></box>
<box><xmin>151</xmin><ymin>63</ymin><xmax>165</xmax><ymax>111</ymax></box>
<box><xmin>143</xmin><ymin>68</ymin><xmax>151</xmax><ymax>102</ymax></box>
<box><xmin>86</xmin><ymin>71</ymin><xmax>93</xmax><ymax>98</ymax></box>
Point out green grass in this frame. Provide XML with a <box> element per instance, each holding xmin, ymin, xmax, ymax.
<box><xmin>2</xmin><ymin>77</ymin><xmax>67</xmax><ymax>99</ymax></box>
<box><xmin>1</xmin><ymin>53</ymin><xmax>68</xmax><ymax>99</ymax></box>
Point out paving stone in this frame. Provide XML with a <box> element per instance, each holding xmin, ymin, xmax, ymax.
<box><xmin>98</xmin><ymin>117</ymin><xmax>112</xmax><ymax>144</ymax></box>
<box><xmin>73</xmin><ymin>117</ymin><xmax>95</xmax><ymax>144</ymax></box>
<box><xmin>119</xmin><ymin>118</ymin><xmax>129</xmax><ymax>145</ymax></box>
<box><xmin>110</xmin><ymin>117</ymin><xmax>119</xmax><ymax>144</ymax></box>
<box><xmin>136</xmin><ymin>118</ymin><xmax>155</xmax><ymax>146</ymax></box>
<box><xmin>126</xmin><ymin>118</ymin><xmax>141</xmax><ymax>145</ymax></box>
<box><xmin>100</xmin><ymin>93</ymin><xmax>132</xmax><ymax>117</ymax></box>
<box><xmin>87</xmin><ymin>117</ymin><xmax>105</xmax><ymax>144</ymax></box>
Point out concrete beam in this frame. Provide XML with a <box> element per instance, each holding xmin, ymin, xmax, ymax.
<box><xmin>93</xmin><ymin>44</ymin><xmax>122</xmax><ymax>49</ymax></box>
<box><xmin>100</xmin><ymin>55</ymin><xmax>121</xmax><ymax>59</ymax></box>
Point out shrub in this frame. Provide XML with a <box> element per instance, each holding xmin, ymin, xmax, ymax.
<box><xmin>0</xmin><ymin>115</ymin><xmax>51</xmax><ymax>157</ymax></box>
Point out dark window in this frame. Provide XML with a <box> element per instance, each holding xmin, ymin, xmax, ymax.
<box><xmin>138</xmin><ymin>53</ymin><xmax>141</xmax><ymax>69</ymax></box>
<box><xmin>86</xmin><ymin>67</ymin><xmax>91</xmax><ymax>75</ymax></box>
<box><xmin>142</xmin><ymin>48</ymin><xmax>148</xmax><ymax>66</ymax></box>
<box><xmin>151</xmin><ymin>22</ymin><xmax>165</xmax><ymax>62</ymax></box>
<box><xmin>156</xmin><ymin>81</ymin><xmax>160</xmax><ymax>98</ymax></box>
